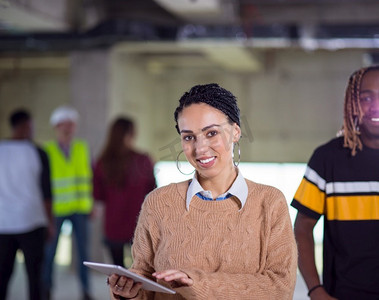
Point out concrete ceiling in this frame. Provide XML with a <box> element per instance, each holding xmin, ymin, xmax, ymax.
<box><xmin>2</xmin><ymin>0</ymin><xmax>379</xmax><ymax>31</ymax></box>
<box><xmin>0</xmin><ymin>0</ymin><xmax>378</xmax><ymax>72</ymax></box>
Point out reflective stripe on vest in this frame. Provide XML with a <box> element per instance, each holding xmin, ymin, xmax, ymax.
<box><xmin>44</xmin><ymin>139</ymin><xmax>93</xmax><ymax>216</ymax></box>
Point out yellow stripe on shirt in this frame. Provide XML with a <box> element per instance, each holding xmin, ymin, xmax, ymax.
<box><xmin>325</xmin><ymin>195</ymin><xmax>379</xmax><ymax>220</ymax></box>
<box><xmin>294</xmin><ymin>178</ymin><xmax>325</xmax><ymax>215</ymax></box>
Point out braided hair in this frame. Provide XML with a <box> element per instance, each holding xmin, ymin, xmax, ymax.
<box><xmin>342</xmin><ymin>65</ymin><xmax>379</xmax><ymax>156</ymax></box>
<box><xmin>174</xmin><ymin>83</ymin><xmax>241</xmax><ymax>134</ymax></box>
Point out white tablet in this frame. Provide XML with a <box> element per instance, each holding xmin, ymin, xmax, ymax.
<box><xmin>83</xmin><ymin>261</ymin><xmax>176</xmax><ymax>294</ymax></box>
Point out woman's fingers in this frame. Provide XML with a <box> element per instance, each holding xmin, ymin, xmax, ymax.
<box><xmin>108</xmin><ymin>274</ymin><xmax>121</xmax><ymax>286</ymax></box>
<box><xmin>130</xmin><ymin>281</ymin><xmax>143</xmax><ymax>295</ymax></box>
<box><xmin>115</xmin><ymin>275</ymin><xmax>128</xmax><ymax>290</ymax></box>
<box><xmin>108</xmin><ymin>274</ymin><xmax>142</xmax><ymax>298</ymax></box>
<box><xmin>153</xmin><ymin>269</ymin><xmax>178</xmax><ymax>279</ymax></box>
<box><xmin>153</xmin><ymin>270</ymin><xmax>193</xmax><ymax>287</ymax></box>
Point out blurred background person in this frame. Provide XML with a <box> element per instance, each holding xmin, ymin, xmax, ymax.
<box><xmin>0</xmin><ymin>109</ymin><xmax>54</xmax><ymax>300</ymax></box>
<box><xmin>292</xmin><ymin>65</ymin><xmax>379</xmax><ymax>299</ymax></box>
<box><xmin>93</xmin><ymin>117</ymin><xmax>156</xmax><ymax>267</ymax></box>
<box><xmin>42</xmin><ymin>105</ymin><xmax>93</xmax><ymax>300</ymax></box>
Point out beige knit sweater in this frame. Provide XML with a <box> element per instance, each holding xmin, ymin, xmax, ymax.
<box><xmin>130</xmin><ymin>179</ymin><xmax>297</xmax><ymax>300</ymax></box>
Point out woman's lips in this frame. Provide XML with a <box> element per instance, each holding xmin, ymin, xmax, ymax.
<box><xmin>197</xmin><ymin>156</ymin><xmax>216</xmax><ymax>167</ymax></box>
<box><xmin>198</xmin><ymin>157</ymin><xmax>215</xmax><ymax>164</ymax></box>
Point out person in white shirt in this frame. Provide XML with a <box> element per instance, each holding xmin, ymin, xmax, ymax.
<box><xmin>0</xmin><ymin>109</ymin><xmax>54</xmax><ymax>300</ymax></box>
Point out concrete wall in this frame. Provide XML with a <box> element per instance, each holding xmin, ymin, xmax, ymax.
<box><xmin>109</xmin><ymin>52</ymin><xmax>156</xmax><ymax>157</ymax></box>
<box><xmin>136</xmin><ymin>49</ymin><xmax>363</xmax><ymax>163</ymax></box>
<box><xmin>0</xmin><ymin>47</ymin><xmax>365</xmax><ymax>163</ymax></box>
<box><xmin>0</xmin><ymin>67</ymin><xmax>70</xmax><ymax>142</ymax></box>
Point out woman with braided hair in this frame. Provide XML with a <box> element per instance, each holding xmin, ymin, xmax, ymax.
<box><xmin>107</xmin><ymin>83</ymin><xmax>297</xmax><ymax>299</ymax></box>
<box><xmin>292</xmin><ymin>66</ymin><xmax>379</xmax><ymax>299</ymax></box>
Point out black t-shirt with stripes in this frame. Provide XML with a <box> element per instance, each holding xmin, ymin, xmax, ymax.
<box><xmin>291</xmin><ymin>137</ymin><xmax>379</xmax><ymax>299</ymax></box>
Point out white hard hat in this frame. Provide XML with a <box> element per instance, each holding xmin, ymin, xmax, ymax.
<box><xmin>50</xmin><ymin>105</ymin><xmax>79</xmax><ymax>126</ymax></box>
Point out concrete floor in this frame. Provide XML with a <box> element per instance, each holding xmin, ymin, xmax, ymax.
<box><xmin>6</xmin><ymin>260</ymin><xmax>309</xmax><ymax>300</ymax></box>
<box><xmin>7</xmin><ymin>262</ymin><xmax>109</xmax><ymax>300</ymax></box>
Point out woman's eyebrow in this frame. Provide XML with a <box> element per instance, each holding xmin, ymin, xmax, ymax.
<box><xmin>180</xmin><ymin>129</ymin><xmax>193</xmax><ymax>134</ymax></box>
<box><xmin>180</xmin><ymin>124</ymin><xmax>221</xmax><ymax>134</ymax></box>
<box><xmin>201</xmin><ymin>124</ymin><xmax>221</xmax><ymax>132</ymax></box>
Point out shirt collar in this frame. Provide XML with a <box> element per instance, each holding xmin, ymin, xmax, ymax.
<box><xmin>186</xmin><ymin>170</ymin><xmax>248</xmax><ymax>211</ymax></box>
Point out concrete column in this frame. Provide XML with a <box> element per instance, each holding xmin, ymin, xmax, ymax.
<box><xmin>69</xmin><ymin>50</ymin><xmax>111</xmax><ymax>264</ymax></box>
<box><xmin>70</xmin><ymin>50</ymin><xmax>110</xmax><ymax>158</ymax></box>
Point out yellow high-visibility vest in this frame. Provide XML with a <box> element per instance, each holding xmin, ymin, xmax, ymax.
<box><xmin>44</xmin><ymin>139</ymin><xmax>93</xmax><ymax>216</ymax></box>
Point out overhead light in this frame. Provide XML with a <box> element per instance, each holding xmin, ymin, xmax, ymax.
<box><xmin>153</xmin><ymin>0</ymin><xmax>222</xmax><ymax>16</ymax></box>
<box><xmin>153</xmin><ymin>0</ymin><xmax>237</xmax><ymax>24</ymax></box>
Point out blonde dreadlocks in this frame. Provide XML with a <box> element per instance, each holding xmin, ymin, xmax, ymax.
<box><xmin>342</xmin><ymin>65</ymin><xmax>379</xmax><ymax>156</ymax></box>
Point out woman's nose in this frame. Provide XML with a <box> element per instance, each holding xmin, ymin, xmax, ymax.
<box><xmin>194</xmin><ymin>136</ymin><xmax>209</xmax><ymax>153</ymax></box>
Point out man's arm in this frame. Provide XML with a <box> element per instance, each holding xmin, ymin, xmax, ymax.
<box><xmin>37</xmin><ymin>147</ymin><xmax>55</xmax><ymax>240</ymax></box>
<box><xmin>294</xmin><ymin>212</ymin><xmax>337</xmax><ymax>300</ymax></box>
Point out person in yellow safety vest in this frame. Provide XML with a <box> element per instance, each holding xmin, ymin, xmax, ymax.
<box><xmin>42</xmin><ymin>105</ymin><xmax>93</xmax><ymax>300</ymax></box>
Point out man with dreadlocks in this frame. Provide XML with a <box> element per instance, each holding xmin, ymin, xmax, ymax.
<box><xmin>291</xmin><ymin>65</ymin><xmax>379</xmax><ymax>299</ymax></box>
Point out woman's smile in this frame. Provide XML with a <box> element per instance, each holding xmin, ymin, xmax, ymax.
<box><xmin>197</xmin><ymin>156</ymin><xmax>216</xmax><ymax>167</ymax></box>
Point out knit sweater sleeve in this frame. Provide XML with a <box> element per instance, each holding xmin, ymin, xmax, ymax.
<box><xmin>129</xmin><ymin>189</ymin><xmax>164</xmax><ymax>300</ymax></box>
<box><xmin>178</xmin><ymin>190</ymin><xmax>297</xmax><ymax>300</ymax></box>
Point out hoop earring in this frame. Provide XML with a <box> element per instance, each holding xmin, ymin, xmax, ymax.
<box><xmin>176</xmin><ymin>150</ymin><xmax>195</xmax><ymax>175</ymax></box>
<box><xmin>233</xmin><ymin>142</ymin><xmax>241</xmax><ymax>167</ymax></box>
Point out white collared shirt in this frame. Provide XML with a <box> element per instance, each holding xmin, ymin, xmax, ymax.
<box><xmin>186</xmin><ymin>170</ymin><xmax>248</xmax><ymax>211</ymax></box>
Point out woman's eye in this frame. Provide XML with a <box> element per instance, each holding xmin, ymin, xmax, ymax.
<box><xmin>183</xmin><ymin>135</ymin><xmax>193</xmax><ymax>141</ymax></box>
<box><xmin>207</xmin><ymin>130</ymin><xmax>218</xmax><ymax>137</ymax></box>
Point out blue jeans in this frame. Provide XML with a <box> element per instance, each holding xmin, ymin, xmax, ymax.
<box><xmin>42</xmin><ymin>213</ymin><xmax>90</xmax><ymax>294</ymax></box>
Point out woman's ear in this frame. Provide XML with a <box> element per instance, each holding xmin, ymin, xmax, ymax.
<box><xmin>233</xmin><ymin>124</ymin><xmax>241</xmax><ymax>143</ymax></box>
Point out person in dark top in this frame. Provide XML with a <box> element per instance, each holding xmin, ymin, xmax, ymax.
<box><xmin>291</xmin><ymin>65</ymin><xmax>379</xmax><ymax>299</ymax></box>
<box><xmin>93</xmin><ymin>117</ymin><xmax>156</xmax><ymax>267</ymax></box>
